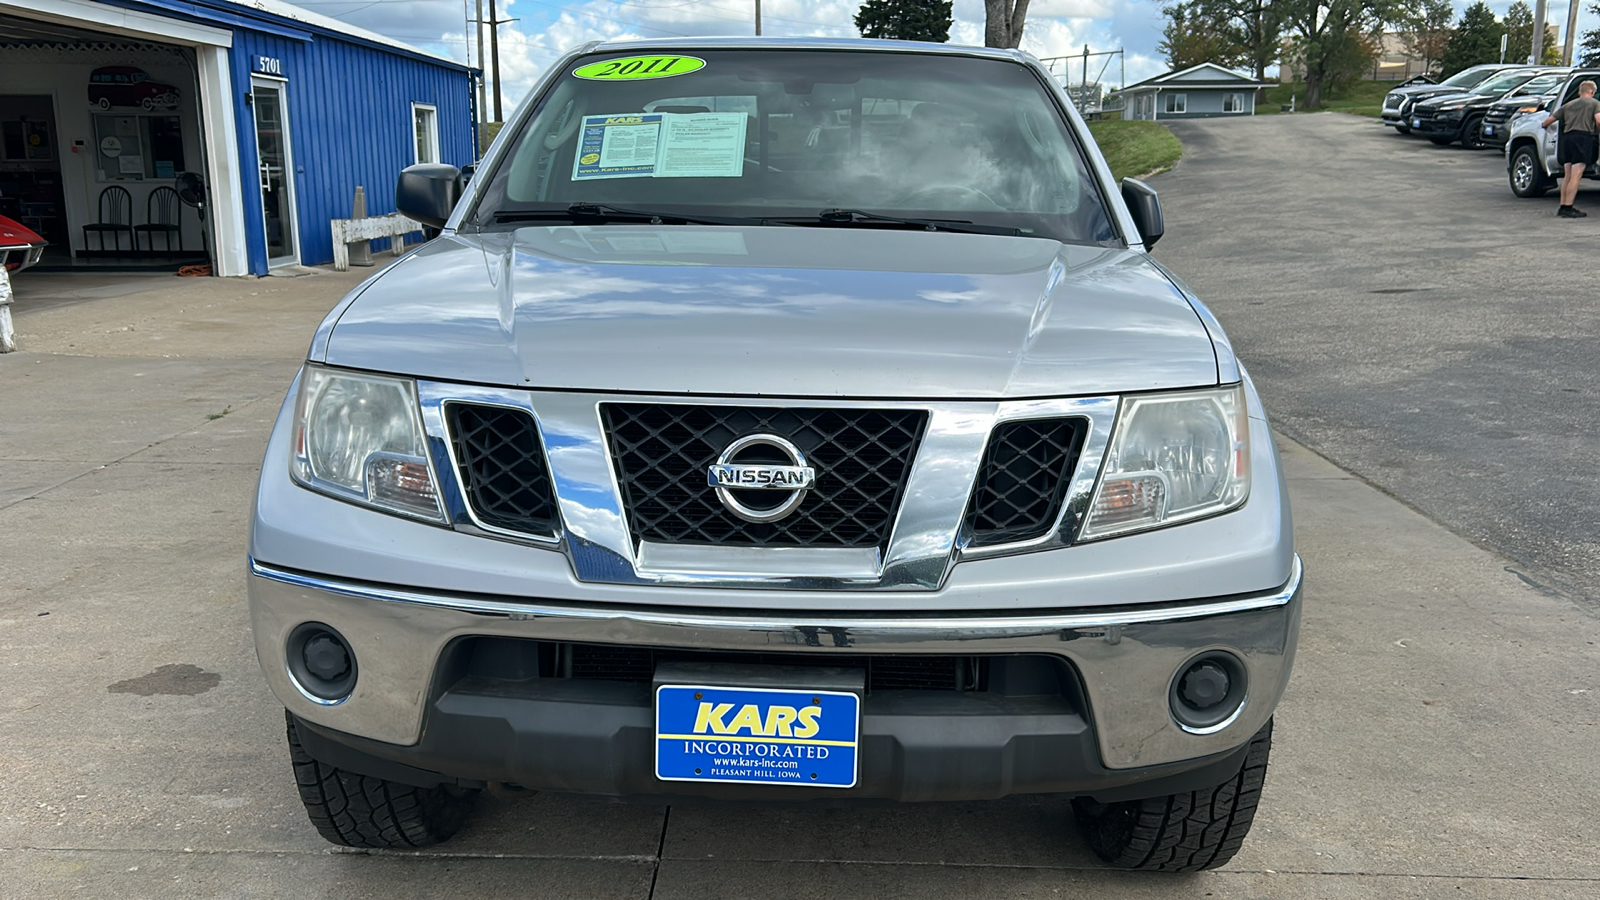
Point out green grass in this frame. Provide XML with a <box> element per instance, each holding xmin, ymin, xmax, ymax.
<box><xmin>478</xmin><ymin>120</ymin><xmax>505</xmax><ymax>155</ymax></box>
<box><xmin>1258</xmin><ymin>80</ymin><xmax>1394</xmax><ymax>117</ymax></box>
<box><xmin>1087</xmin><ymin>119</ymin><xmax>1184</xmax><ymax>180</ymax></box>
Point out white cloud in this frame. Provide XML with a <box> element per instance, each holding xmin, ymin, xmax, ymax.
<box><xmin>303</xmin><ymin>0</ymin><xmax>1194</xmax><ymax>111</ymax></box>
<box><xmin>1031</xmin><ymin>0</ymin><xmax>1114</xmax><ymax>18</ymax></box>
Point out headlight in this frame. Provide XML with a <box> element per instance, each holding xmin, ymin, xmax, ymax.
<box><xmin>290</xmin><ymin>365</ymin><xmax>445</xmax><ymax>521</ymax></box>
<box><xmin>1079</xmin><ymin>385</ymin><xmax>1250</xmax><ymax>540</ymax></box>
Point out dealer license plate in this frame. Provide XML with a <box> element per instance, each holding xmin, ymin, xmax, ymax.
<box><xmin>1413</xmin><ymin>117</ymin><xmax>1422</xmax><ymax>128</ymax></box>
<box><xmin>1484</xmin><ymin>125</ymin><xmax>1495</xmax><ymax>135</ymax></box>
<box><xmin>655</xmin><ymin>684</ymin><xmax>860</xmax><ymax>788</ymax></box>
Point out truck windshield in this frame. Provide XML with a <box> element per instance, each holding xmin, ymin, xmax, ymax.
<box><xmin>468</xmin><ymin>49</ymin><xmax>1117</xmax><ymax>246</ymax></box>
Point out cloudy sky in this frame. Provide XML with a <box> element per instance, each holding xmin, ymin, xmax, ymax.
<box><xmin>294</xmin><ymin>0</ymin><xmax>1597</xmax><ymax>106</ymax></box>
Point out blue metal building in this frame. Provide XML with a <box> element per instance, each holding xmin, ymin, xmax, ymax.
<box><xmin>0</xmin><ymin>0</ymin><xmax>476</xmax><ymax>275</ymax></box>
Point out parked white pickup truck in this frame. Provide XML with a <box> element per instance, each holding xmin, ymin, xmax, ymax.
<box><xmin>1506</xmin><ymin>69</ymin><xmax>1600</xmax><ymax>198</ymax></box>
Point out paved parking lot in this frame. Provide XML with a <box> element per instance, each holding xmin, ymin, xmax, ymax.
<box><xmin>1160</xmin><ymin>114</ymin><xmax>1600</xmax><ymax>608</ymax></box>
<box><xmin>2</xmin><ymin>114</ymin><xmax>1597</xmax><ymax>898</ymax></box>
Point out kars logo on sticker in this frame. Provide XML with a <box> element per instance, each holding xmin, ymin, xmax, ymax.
<box><xmin>579</xmin><ymin>153</ymin><xmax>601</xmax><ymax>164</ymax></box>
<box><xmin>573</xmin><ymin>55</ymin><xmax>706</xmax><ymax>81</ymax></box>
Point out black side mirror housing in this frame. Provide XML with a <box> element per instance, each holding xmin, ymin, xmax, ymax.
<box><xmin>1121</xmin><ymin>177</ymin><xmax>1164</xmax><ymax>249</ymax></box>
<box><xmin>397</xmin><ymin>163</ymin><xmax>462</xmax><ymax>229</ymax></box>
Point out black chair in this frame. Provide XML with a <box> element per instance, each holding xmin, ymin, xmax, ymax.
<box><xmin>83</xmin><ymin>186</ymin><xmax>133</xmax><ymax>255</ymax></box>
<box><xmin>133</xmin><ymin>187</ymin><xmax>182</xmax><ymax>254</ymax></box>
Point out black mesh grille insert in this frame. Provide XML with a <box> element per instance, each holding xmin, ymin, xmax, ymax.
<box><xmin>447</xmin><ymin>403</ymin><xmax>559</xmax><ymax>537</ymax></box>
<box><xmin>602</xmin><ymin>404</ymin><xmax>926</xmax><ymax>547</ymax></box>
<box><xmin>564</xmin><ymin>644</ymin><xmax>978</xmax><ymax>692</ymax></box>
<box><xmin>965</xmin><ymin>418</ymin><xmax>1086</xmax><ymax>547</ymax></box>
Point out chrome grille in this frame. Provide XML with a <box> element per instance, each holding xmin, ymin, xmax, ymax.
<box><xmin>1484</xmin><ymin>106</ymin><xmax>1516</xmax><ymax>126</ymax></box>
<box><xmin>446</xmin><ymin>403</ymin><xmax>559</xmax><ymax>537</ymax></box>
<box><xmin>602</xmin><ymin>404</ymin><xmax>926</xmax><ymax>547</ymax></box>
<box><xmin>965</xmin><ymin>418</ymin><xmax>1086</xmax><ymax>547</ymax></box>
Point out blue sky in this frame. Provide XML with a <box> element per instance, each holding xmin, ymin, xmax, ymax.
<box><xmin>294</xmin><ymin>0</ymin><xmax>1598</xmax><ymax>104</ymax></box>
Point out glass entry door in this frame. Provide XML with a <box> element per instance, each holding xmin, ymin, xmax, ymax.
<box><xmin>250</xmin><ymin>78</ymin><xmax>298</xmax><ymax>266</ymax></box>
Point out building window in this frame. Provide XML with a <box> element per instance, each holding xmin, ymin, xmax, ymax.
<box><xmin>1164</xmin><ymin>93</ymin><xmax>1186</xmax><ymax>114</ymax></box>
<box><xmin>412</xmin><ymin>103</ymin><xmax>439</xmax><ymax>164</ymax></box>
<box><xmin>1224</xmin><ymin>93</ymin><xmax>1246</xmax><ymax>113</ymax></box>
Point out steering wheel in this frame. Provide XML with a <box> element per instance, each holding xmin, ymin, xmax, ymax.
<box><xmin>894</xmin><ymin>184</ymin><xmax>1003</xmax><ymax>211</ymax></box>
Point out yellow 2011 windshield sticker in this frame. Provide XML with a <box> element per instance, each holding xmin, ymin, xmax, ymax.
<box><xmin>573</xmin><ymin>56</ymin><xmax>706</xmax><ymax>81</ymax></box>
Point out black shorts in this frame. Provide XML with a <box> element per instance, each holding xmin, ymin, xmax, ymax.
<box><xmin>1558</xmin><ymin>132</ymin><xmax>1598</xmax><ymax>166</ymax></box>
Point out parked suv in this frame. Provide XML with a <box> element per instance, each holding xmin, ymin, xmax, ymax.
<box><xmin>248</xmin><ymin>38</ymin><xmax>1301</xmax><ymax>873</ymax></box>
<box><xmin>1506</xmin><ymin>70</ymin><xmax>1600</xmax><ymax>197</ymax></box>
<box><xmin>1382</xmin><ymin>65</ymin><xmax>1524</xmax><ymax>132</ymax></box>
<box><xmin>1479</xmin><ymin>76</ymin><xmax>1563</xmax><ymax>151</ymax></box>
<box><xmin>1407</xmin><ymin>68</ymin><xmax>1560</xmax><ymax>147</ymax></box>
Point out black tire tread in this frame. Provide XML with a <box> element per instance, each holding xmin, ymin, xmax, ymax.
<box><xmin>285</xmin><ymin>711</ymin><xmax>476</xmax><ymax>848</ymax></box>
<box><xmin>1074</xmin><ymin>718</ymin><xmax>1272</xmax><ymax>873</ymax></box>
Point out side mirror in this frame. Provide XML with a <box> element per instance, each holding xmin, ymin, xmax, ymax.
<box><xmin>1121</xmin><ymin>177</ymin><xmax>1164</xmax><ymax>249</ymax></box>
<box><xmin>397</xmin><ymin>163</ymin><xmax>462</xmax><ymax>229</ymax></box>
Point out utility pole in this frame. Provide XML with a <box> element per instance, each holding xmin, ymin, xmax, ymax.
<box><xmin>475</xmin><ymin>0</ymin><xmax>486</xmax><ymax>123</ymax></box>
<box><xmin>1531</xmin><ymin>0</ymin><xmax>1548</xmax><ymax>65</ymax></box>
<box><xmin>489</xmin><ymin>0</ymin><xmax>502</xmax><ymax>122</ymax></box>
<box><xmin>1563</xmin><ymin>0</ymin><xmax>1580</xmax><ymax>65</ymax></box>
<box><xmin>755</xmin><ymin>0</ymin><xmax>761</xmax><ymax>35</ymax></box>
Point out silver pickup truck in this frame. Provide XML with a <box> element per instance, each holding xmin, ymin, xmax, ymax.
<box><xmin>247</xmin><ymin>38</ymin><xmax>1301</xmax><ymax>873</ymax></box>
<box><xmin>1507</xmin><ymin>69</ymin><xmax>1600</xmax><ymax>198</ymax></box>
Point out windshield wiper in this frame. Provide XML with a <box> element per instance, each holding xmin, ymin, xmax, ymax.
<box><xmin>777</xmin><ymin>208</ymin><xmax>1024</xmax><ymax>237</ymax></box>
<box><xmin>492</xmin><ymin>203</ymin><xmax>760</xmax><ymax>227</ymax></box>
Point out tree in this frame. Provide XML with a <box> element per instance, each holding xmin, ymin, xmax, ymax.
<box><xmin>1160</xmin><ymin>3</ymin><xmax>1244</xmax><ymax>70</ymax></box>
<box><xmin>855</xmin><ymin>0</ymin><xmax>953</xmax><ymax>41</ymax></box>
<box><xmin>1439</xmin><ymin>2</ymin><xmax>1504</xmax><ymax>77</ymax></box>
<box><xmin>984</xmin><ymin>0</ymin><xmax>1031</xmax><ymax>49</ymax></box>
<box><xmin>1399</xmin><ymin>0</ymin><xmax>1455</xmax><ymax>76</ymax></box>
<box><xmin>1584</xmin><ymin>1</ymin><xmax>1600</xmax><ymax>66</ymax></box>
<box><xmin>1502</xmin><ymin>1</ymin><xmax>1560</xmax><ymax>65</ymax></box>
<box><xmin>1199</xmin><ymin>0</ymin><xmax>1282</xmax><ymax>83</ymax></box>
<box><xmin>1279</xmin><ymin>0</ymin><xmax>1392</xmax><ymax>109</ymax></box>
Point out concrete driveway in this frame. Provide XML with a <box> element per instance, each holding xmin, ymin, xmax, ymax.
<box><xmin>2</xmin><ymin>122</ymin><xmax>1597</xmax><ymax>897</ymax></box>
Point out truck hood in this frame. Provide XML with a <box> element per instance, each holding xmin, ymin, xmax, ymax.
<box><xmin>322</xmin><ymin>225</ymin><xmax>1220</xmax><ymax>399</ymax></box>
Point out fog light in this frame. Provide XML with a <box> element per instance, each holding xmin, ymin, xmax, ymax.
<box><xmin>286</xmin><ymin>622</ymin><xmax>357</xmax><ymax>704</ymax></box>
<box><xmin>1180</xmin><ymin>661</ymin><xmax>1229</xmax><ymax>709</ymax></box>
<box><xmin>303</xmin><ymin>633</ymin><xmax>351</xmax><ymax>681</ymax></box>
<box><xmin>1169</xmin><ymin>652</ymin><xmax>1247</xmax><ymax>733</ymax></box>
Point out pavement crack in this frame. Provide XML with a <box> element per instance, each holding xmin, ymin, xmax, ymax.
<box><xmin>0</xmin><ymin>394</ymin><xmax>276</xmax><ymax>513</ymax></box>
<box><xmin>648</xmin><ymin>806</ymin><xmax>671</xmax><ymax>898</ymax></box>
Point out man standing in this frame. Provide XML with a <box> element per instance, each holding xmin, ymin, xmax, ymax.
<box><xmin>1542</xmin><ymin>80</ymin><xmax>1600</xmax><ymax>218</ymax></box>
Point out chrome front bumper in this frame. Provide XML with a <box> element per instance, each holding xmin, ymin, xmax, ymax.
<box><xmin>248</xmin><ymin>555</ymin><xmax>1302</xmax><ymax>772</ymax></box>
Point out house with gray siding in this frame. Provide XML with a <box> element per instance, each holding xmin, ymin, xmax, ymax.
<box><xmin>1116</xmin><ymin>63</ymin><xmax>1269</xmax><ymax>121</ymax></box>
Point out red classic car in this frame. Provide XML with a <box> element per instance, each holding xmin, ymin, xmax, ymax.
<box><xmin>0</xmin><ymin>215</ymin><xmax>46</xmax><ymax>272</ymax></box>
<box><xmin>88</xmin><ymin>66</ymin><xmax>180</xmax><ymax>110</ymax></box>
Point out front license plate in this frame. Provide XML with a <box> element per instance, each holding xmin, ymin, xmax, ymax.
<box><xmin>1413</xmin><ymin>118</ymin><xmax>1422</xmax><ymax>128</ymax></box>
<box><xmin>655</xmin><ymin>684</ymin><xmax>860</xmax><ymax>788</ymax></box>
<box><xmin>1484</xmin><ymin>125</ymin><xmax>1495</xmax><ymax>135</ymax></box>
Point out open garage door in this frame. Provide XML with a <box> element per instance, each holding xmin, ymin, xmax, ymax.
<box><xmin>0</xmin><ymin>0</ymin><xmax>247</xmax><ymax>276</ymax></box>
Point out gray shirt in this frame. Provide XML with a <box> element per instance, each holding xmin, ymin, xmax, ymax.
<box><xmin>1557</xmin><ymin>96</ymin><xmax>1600</xmax><ymax>134</ymax></box>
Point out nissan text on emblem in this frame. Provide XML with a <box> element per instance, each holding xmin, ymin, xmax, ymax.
<box><xmin>706</xmin><ymin>434</ymin><xmax>816</xmax><ymax>522</ymax></box>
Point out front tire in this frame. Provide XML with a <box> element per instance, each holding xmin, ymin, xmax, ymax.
<box><xmin>286</xmin><ymin>711</ymin><xmax>478</xmax><ymax>848</ymax></box>
<box><xmin>1510</xmin><ymin>144</ymin><xmax>1552</xmax><ymax>198</ymax></box>
<box><xmin>1393</xmin><ymin>124</ymin><xmax>1411</xmax><ymax>135</ymax></box>
<box><xmin>1461</xmin><ymin>116</ymin><xmax>1486</xmax><ymax>150</ymax></box>
<box><xmin>1073</xmin><ymin>719</ymin><xmax>1273</xmax><ymax>872</ymax></box>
